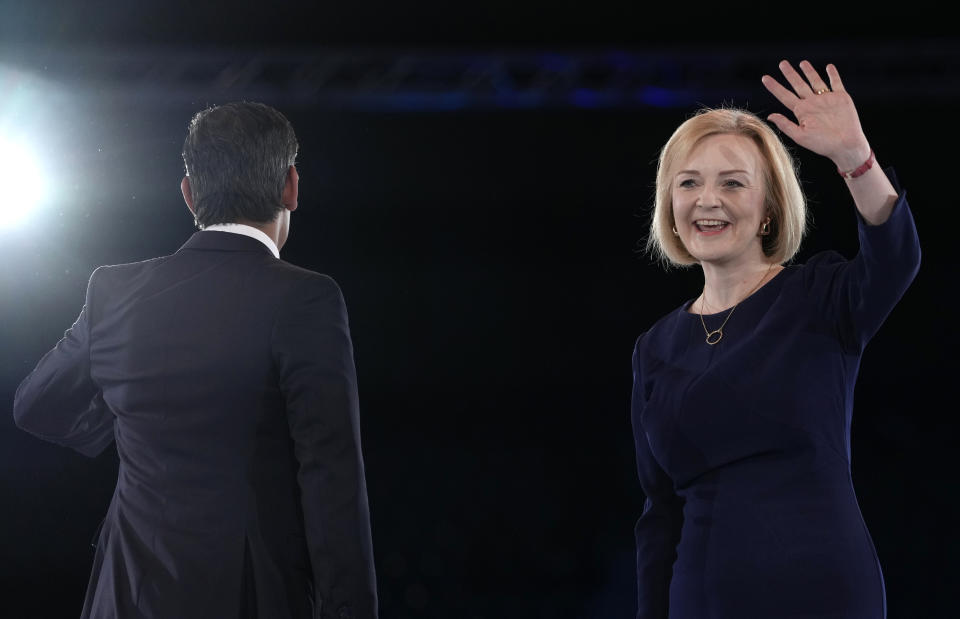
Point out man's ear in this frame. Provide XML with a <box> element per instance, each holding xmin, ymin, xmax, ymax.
<box><xmin>282</xmin><ymin>166</ymin><xmax>299</xmax><ymax>212</ymax></box>
<box><xmin>181</xmin><ymin>176</ymin><xmax>196</xmax><ymax>215</ymax></box>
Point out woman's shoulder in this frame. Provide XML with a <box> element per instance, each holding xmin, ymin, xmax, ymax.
<box><xmin>633</xmin><ymin>300</ymin><xmax>692</xmax><ymax>357</ymax></box>
<box><xmin>782</xmin><ymin>249</ymin><xmax>856</xmax><ymax>296</ymax></box>
<box><xmin>795</xmin><ymin>249</ymin><xmax>848</xmax><ymax>267</ymax></box>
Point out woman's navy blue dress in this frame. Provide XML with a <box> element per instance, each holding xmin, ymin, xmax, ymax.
<box><xmin>631</xmin><ymin>174</ymin><xmax>920</xmax><ymax>619</ymax></box>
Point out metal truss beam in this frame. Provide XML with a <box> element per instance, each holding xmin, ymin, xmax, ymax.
<box><xmin>3</xmin><ymin>42</ymin><xmax>958</xmax><ymax>110</ymax></box>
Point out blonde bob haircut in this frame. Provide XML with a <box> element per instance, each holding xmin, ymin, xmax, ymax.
<box><xmin>647</xmin><ymin>107</ymin><xmax>807</xmax><ymax>267</ymax></box>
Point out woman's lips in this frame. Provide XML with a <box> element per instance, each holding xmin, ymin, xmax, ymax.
<box><xmin>694</xmin><ymin>219</ymin><xmax>729</xmax><ymax>235</ymax></box>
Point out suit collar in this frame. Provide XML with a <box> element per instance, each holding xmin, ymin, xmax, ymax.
<box><xmin>178</xmin><ymin>231</ymin><xmax>278</xmax><ymax>257</ymax></box>
<box><xmin>203</xmin><ymin>223</ymin><xmax>280</xmax><ymax>257</ymax></box>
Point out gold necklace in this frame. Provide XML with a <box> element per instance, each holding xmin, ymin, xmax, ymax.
<box><xmin>699</xmin><ymin>263</ymin><xmax>775</xmax><ymax>345</ymax></box>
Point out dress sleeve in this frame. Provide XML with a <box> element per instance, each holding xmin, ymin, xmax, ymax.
<box><xmin>12</xmin><ymin>267</ymin><xmax>115</xmax><ymax>457</ymax></box>
<box><xmin>631</xmin><ymin>336</ymin><xmax>683</xmax><ymax>619</ymax></box>
<box><xmin>810</xmin><ymin>168</ymin><xmax>921</xmax><ymax>352</ymax></box>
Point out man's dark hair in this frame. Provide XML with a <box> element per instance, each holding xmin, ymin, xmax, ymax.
<box><xmin>182</xmin><ymin>102</ymin><xmax>299</xmax><ymax>228</ymax></box>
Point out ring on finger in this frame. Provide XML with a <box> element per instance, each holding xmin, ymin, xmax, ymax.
<box><xmin>815</xmin><ymin>88</ymin><xmax>829</xmax><ymax>95</ymax></box>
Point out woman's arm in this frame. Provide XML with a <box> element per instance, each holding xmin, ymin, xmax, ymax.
<box><xmin>761</xmin><ymin>60</ymin><xmax>898</xmax><ymax>225</ymax></box>
<box><xmin>762</xmin><ymin>60</ymin><xmax>920</xmax><ymax>350</ymax></box>
<box><xmin>631</xmin><ymin>338</ymin><xmax>683</xmax><ymax>618</ymax></box>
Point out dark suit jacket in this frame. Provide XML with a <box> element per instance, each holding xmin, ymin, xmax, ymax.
<box><xmin>13</xmin><ymin>231</ymin><xmax>378</xmax><ymax>619</ymax></box>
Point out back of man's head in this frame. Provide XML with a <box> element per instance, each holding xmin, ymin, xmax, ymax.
<box><xmin>182</xmin><ymin>102</ymin><xmax>299</xmax><ymax>228</ymax></box>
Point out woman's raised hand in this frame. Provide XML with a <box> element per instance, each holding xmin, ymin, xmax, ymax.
<box><xmin>761</xmin><ymin>60</ymin><xmax>871</xmax><ymax>173</ymax></box>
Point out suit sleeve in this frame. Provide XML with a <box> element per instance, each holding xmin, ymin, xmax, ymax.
<box><xmin>272</xmin><ymin>274</ymin><xmax>378</xmax><ymax>619</ymax></box>
<box><xmin>12</xmin><ymin>268</ymin><xmax>115</xmax><ymax>458</ymax></box>
<box><xmin>631</xmin><ymin>337</ymin><xmax>682</xmax><ymax>619</ymax></box>
<box><xmin>815</xmin><ymin>168</ymin><xmax>921</xmax><ymax>352</ymax></box>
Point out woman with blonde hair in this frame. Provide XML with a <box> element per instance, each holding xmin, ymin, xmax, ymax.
<box><xmin>631</xmin><ymin>60</ymin><xmax>919</xmax><ymax>618</ymax></box>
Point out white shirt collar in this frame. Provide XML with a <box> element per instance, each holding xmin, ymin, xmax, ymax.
<box><xmin>202</xmin><ymin>223</ymin><xmax>280</xmax><ymax>259</ymax></box>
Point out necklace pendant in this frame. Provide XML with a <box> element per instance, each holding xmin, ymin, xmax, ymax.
<box><xmin>705</xmin><ymin>329</ymin><xmax>723</xmax><ymax>345</ymax></box>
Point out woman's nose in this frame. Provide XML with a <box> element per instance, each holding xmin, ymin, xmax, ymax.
<box><xmin>696</xmin><ymin>185</ymin><xmax>720</xmax><ymax>207</ymax></box>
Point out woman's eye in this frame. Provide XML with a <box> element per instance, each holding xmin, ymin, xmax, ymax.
<box><xmin>678</xmin><ymin>179</ymin><xmax>697</xmax><ymax>188</ymax></box>
<box><xmin>723</xmin><ymin>179</ymin><xmax>745</xmax><ymax>188</ymax></box>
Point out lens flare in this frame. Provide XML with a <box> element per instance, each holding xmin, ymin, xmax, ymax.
<box><xmin>0</xmin><ymin>137</ymin><xmax>44</xmax><ymax>229</ymax></box>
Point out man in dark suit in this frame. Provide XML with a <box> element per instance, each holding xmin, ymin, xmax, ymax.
<box><xmin>13</xmin><ymin>102</ymin><xmax>378</xmax><ymax>619</ymax></box>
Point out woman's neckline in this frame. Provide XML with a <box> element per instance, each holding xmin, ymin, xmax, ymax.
<box><xmin>681</xmin><ymin>265</ymin><xmax>791</xmax><ymax>318</ymax></box>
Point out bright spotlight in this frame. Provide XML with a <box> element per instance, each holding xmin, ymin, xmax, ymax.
<box><xmin>0</xmin><ymin>137</ymin><xmax>45</xmax><ymax>230</ymax></box>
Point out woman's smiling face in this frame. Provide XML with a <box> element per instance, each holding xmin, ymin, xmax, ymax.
<box><xmin>671</xmin><ymin>133</ymin><xmax>769</xmax><ymax>268</ymax></box>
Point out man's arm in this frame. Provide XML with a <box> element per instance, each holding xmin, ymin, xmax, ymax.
<box><xmin>272</xmin><ymin>273</ymin><xmax>378</xmax><ymax>619</ymax></box>
<box><xmin>13</xmin><ymin>268</ymin><xmax>115</xmax><ymax>457</ymax></box>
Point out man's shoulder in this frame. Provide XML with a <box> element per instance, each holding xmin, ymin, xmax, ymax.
<box><xmin>268</xmin><ymin>260</ymin><xmax>341</xmax><ymax>291</ymax></box>
<box><xmin>89</xmin><ymin>255</ymin><xmax>171</xmax><ymax>285</ymax></box>
<box><xmin>88</xmin><ymin>252</ymin><xmax>343</xmax><ymax>305</ymax></box>
<box><xmin>91</xmin><ymin>248</ymin><xmax>326</xmax><ymax>280</ymax></box>
<box><xmin>244</xmin><ymin>261</ymin><xmax>345</xmax><ymax>318</ymax></box>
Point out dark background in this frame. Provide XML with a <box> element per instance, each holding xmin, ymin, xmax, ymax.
<box><xmin>0</xmin><ymin>3</ymin><xmax>954</xmax><ymax>617</ymax></box>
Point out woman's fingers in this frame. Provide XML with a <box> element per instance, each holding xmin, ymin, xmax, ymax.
<box><xmin>761</xmin><ymin>74</ymin><xmax>799</xmax><ymax>110</ymax></box>
<box><xmin>798</xmin><ymin>60</ymin><xmax>830</xmax><ymax>94</ymax></box>
<box><xmin>765</xmin><ymin>112</ymin><xmax>802</xmax><ymax>144</ymax></box>
<box><xmin>825</xmin><ymin>64</ymin><xmax>847</xmax><ymax>93</ymax></box>
<box><xmin>777</xmin><ymin>60</ymin><xmax>815</xmax><ymax>97</ymax></box>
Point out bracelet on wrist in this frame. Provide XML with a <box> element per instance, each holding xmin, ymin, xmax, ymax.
<box><xmin>838</xmin><ymin>149</ymin><xmax>875</xmax><ymax>180</ymax></box>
